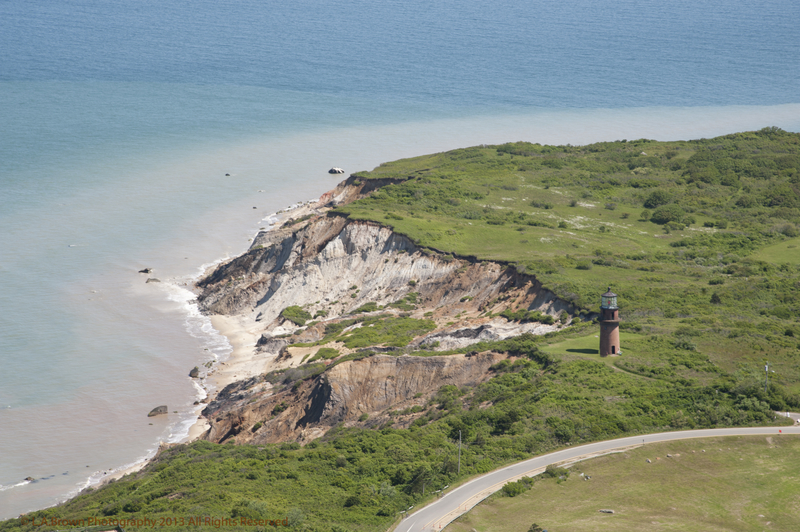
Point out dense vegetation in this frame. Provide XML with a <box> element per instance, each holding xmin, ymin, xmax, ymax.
<box><xmin>3</xmin><ymin>129</ymin><xmax>799</xmax><ymax>532</ymax></box>
<box><xmin>339</xmin><ymin>128</ymin><xmax>800</xmax><ymax>389</ymax></box>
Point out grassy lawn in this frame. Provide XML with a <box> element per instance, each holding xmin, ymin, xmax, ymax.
<box><xmin>541</xmin><ymin>331</ymin><xmax>646</xmax><ymax>360</ymax></box>
<box><xmin>750</xmin><ymin>236</ymin><xmax>800</xmax><ymax>263</ymax></box>
<box><xmin>448</xmin><ymin>435</ymin><xmax>800</xmax><ymax>532</ymax></box>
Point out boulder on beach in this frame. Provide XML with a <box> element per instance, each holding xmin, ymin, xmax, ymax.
<box><xmin>328</xmin><ymin>167</ymin><xmax>345</xmax><ymax>174</ymax></box>
<box><xmin>148</xmin><ymin>405</ymin><xmax>168</xmax><ymax>417</ymax></box>
<box><xmin>189</xmin><ymin>366</ymin><xmax>200</xmax><ymax>378</ymax></box>
<box><xmin>24</xmin><ymin>476</ymin><xmax>34</xmax><ymax>482</ymax></box>
<box><xmin>145</xmin><ymin>278</ymin><xmax>161</xmax><ymax>283</ymax></box>
<box><xmin>138</xmin><ymin>268</ymin><xmax>152</xmax><ymax>274</ymax></box>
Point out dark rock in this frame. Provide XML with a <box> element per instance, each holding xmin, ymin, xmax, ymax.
<box><xmin>599</xmin><ymin>509</ymin><xmax>615</xmax><ymax>514</ymax></box>
<box><xmin>328</xmin><ymin>167</ymin><xmax>345</xmax><ymax>174</ymax></box>
<box><xmin>146</xmin><ymin>278</ymin><xmax>161</xmax><ymax>283</ymax></box>
<box><xmin>147</xmin><ymin>405</ymin><xmax>168</xmax><ymax>417</ymax></box>
<box><xmin>256</xmin><ymin>335</ymin><xmax>290</xmax><ymax>354</ymax></box>
<box><xmin>24</xmin><ymin>477</ymin><xmax>34</xmax><ymax>481</ymax></box>
<box><xmin>225</xmin><ymin>173</ymin><xmax>230</xmax><ymax>176</ymax></box>
<box><xmin>138</xmin><ymin>268</ymin><xmax>152</xmax><ymax>274</ymax></box>
<box><xmin>189</xmin><ymin>366</ymin><xmax>200</xmax><ymax>378</ymax></box>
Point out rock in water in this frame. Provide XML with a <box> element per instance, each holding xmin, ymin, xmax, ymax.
<box><xmin>148</xmin><ymin>405</ymin><xmax>168</xmax><ymax>417</ymax></box>
<box><xmin>138</xmin><ymin>268</ymin><xmax>152</xmax><ymax>274</ymax></box>
<box><xmin>145</xmin><ymin>278</ymin><xmax>161</xmax><ymax>283</ymax></box>
<box><xmin>189</xmin><ymin>366</ymin><xmax>200</xmax><ymax>378</ymax></box>
<box><xmin>328</xmin><ymin>167</ymin><xmax>345</xmax><ymax>174</ymax></box>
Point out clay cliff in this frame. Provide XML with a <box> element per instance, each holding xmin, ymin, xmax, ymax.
<box><xmin>195</xmin><ymin>176</ymin><xmax>575</xmax><ymax>444</ymax></box>
<box><xmin>202</xmin><ymin>352</ymin><xmax>508</xmax><ymax>445</ymax></box>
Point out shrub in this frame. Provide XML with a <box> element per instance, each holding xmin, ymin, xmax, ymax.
<box><xmin>310</xmin><ymin>347</ymin><xmax>340</xmax><ymax>362</ymax></box>
<box><xmin>651</xmin><ymin>205</ymin><xmax>685</xmax><ymax>224</ymax></box>
<box><xmin>501</xmin><ymin>480</ymin><xmax>528</xmax><ymax>497</ymax></box>
<box><xmin>736</xmin><ymin>195</ymin><xmax>758</xmax><ymax>208</ymax></box>
<box><xmin>353</xmin><ymin>302</ymin><xmax>380</xmax><ymax>313</ymax></box>
<box><xmin>640</xmin><ymin>209</ymin><xmax>651</xmax><ymax>221</ymax></box>
<box><xmin>605</xmin><ymin>202</ymin><xmax>617</xmax><ymax>210</ymax></box>
<box><xmin>280</xmin><ymin>306</ymin><xmax>312</xmax><ymax>326</ymax></box>
<box><xmin>665</xmin><ymin>221</ymin><xmax>686</xmax><ymax>231</ymax></box>
<box><xmin>543</xmin><ymin>464</ymin><xmax>570</xmax><ymax>478</ymax></box>
<box><xmin>644</xmin><ymin>189</ymin><xmax>672</xmax><ymax>208</ymax></box>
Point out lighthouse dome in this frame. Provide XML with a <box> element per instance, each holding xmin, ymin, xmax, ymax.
<box><xmin>600</xmin><ymin>287</ymin><xmax>618</xmax><ymax>309</ymax></box>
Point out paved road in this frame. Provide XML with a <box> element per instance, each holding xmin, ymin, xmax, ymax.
<box><xmin>400</xmin><ymin>425</ymin><xmax>800</xmax><ymax>532</ymax></box>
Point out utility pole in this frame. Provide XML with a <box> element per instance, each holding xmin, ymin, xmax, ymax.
<box><xmin>458</xmin><ymin>430</ymin><xmax>462</xmax><ymax>475</ymax></box>
<box><xmin>765</xmin><ymin>362</ymin><xmax>769</xmax><ymax>394</ymax></box>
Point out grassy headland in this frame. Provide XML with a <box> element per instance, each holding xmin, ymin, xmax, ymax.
<box><xmin>2</xmin><ymin>129</ymin><xmax>799</xmax><ymax>532</ymax></box>
<box><xmin>448</xmin><ymin>435</ymin><xmax>800</xmax><ymax>532</ymax></box>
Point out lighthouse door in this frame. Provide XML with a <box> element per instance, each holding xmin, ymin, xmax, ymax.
<box><xmin>612</xmin><ymin>346</ymin><xmax>616</xmax><ymax>354</ymax></box>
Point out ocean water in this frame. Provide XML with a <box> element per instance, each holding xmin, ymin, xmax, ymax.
<box><xmin>1</xmin><ymin>0</ymin><xmax>799</xmax><ymax>519</ymax></box>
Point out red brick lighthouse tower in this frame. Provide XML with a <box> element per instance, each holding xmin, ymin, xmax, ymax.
<box><xmin>600</xmin><ymin>288</ymin><xmax>620</xmax><ymax>356</ymax></box>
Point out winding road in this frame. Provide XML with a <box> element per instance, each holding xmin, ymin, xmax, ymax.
<box><xmin>400</xmin><ymin>424</ymin><xmax>800</xmax><ymax>532</ymax></box>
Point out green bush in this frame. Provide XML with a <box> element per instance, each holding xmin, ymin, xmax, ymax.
<box><xmin>644</xmin><ymin>189</ymin><xmax>672</xmax><ymax>208</ymax></box>
<box><xmin>651</xmin><ymin>204</ymin><xmax>685</xmax><ymax>224</ymax></box>
<box><xmin>280</xmin><ymin>306</ymin><xmax>312</xmax><ymax>326</ymax></box>
<box><xmin>353</xmin><ymin>302</ymin><xmax>380</xmax><ymax>313</ymax></box>
<box><xmin>310</xmin><ymin>347</ymin><xmax>340</xmax><ymax>362</ymax></box>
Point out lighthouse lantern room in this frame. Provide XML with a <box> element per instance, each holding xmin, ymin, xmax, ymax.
<box><xmin>599</xmin><ymin>287</ymin><xmax>620</xmax><ymax>356</ymax></box>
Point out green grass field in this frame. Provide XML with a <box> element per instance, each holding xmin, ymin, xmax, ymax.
<box><xmin>338</xmin><ymin>130</ymin><xmax>800</xmax><ymax>396</ymax></box>
<box><xmin>750</xmin><ymin>237</ymin><xmax>800</xmax><ymax>263</ymax></box>
<box><xmin>449</xmin><ymin>435</ymin><xmax>800</xmax><ymax>532</ymax></box>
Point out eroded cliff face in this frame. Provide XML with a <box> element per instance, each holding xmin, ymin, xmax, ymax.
<box><xmin>198</xmin><ymin>215</ymin><xmax>571</xmax><ymax>340</ymax></box>
<box><xmin>202</xmin><ymin>352</ymin><xmax>508</xmax><ymax>445</ymax></box>
<box><xmin>195</xmin><ymin>177</ymin><xmax>574</xmax><ymax>445</ymax></box>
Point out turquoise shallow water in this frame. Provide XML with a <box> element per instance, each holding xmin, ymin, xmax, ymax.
<box><xmin>1</xmin><ymin>0</ymin><xmax>799</xmax><ymax>519</ymax></box>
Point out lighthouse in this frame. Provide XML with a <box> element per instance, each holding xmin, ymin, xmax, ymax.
<box><xmin>599</xmin><ymin>288</ymin><xmax>620</xmax><ymax>356</ymax></box>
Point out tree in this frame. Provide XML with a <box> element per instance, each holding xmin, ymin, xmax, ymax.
<box><xmin>640</xmin><ymin>209</ymin><xmax>651</xmax><ymax>221</ymax></box>
<box><xmin>644</xmin><ymin>189</ymin><xmax>672</xmax><ymax>208</ymax></box>
<box><xmin>710</xmin><ymin>292</ymin><xmax>722</xmax><ymax>304</ymax></box>
<box><xmin>650</xmin><ymin>204</ymin><xmax>685</xmax><ymax>224</ymax></box>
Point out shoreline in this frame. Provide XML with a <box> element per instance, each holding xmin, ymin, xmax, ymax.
<box><xmin>88</xmin><ymin>198</ymin><xmax>328</xmax><ymax>491</ymax></box>
<box><xmin>180</xmin><ymin>198</ymin><xmax>330</xmax><ymax>444</ymax></box>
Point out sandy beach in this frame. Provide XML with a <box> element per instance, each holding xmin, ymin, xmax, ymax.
<box><xmin>179</xmin><ymin>199</ymin><xmax>329</xmax><ymax>443</ymax></box>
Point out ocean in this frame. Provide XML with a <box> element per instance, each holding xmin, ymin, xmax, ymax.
<box><xmin>1</xmin><ymin>0</ymin><xmax>799</xmax><ymax>519</ymax></box>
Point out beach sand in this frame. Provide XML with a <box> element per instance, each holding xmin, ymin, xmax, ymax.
<box><xmin>180</xmin><ymin>199</ymin><xmax>328</xmax><ymax>442</ymax></box>
<box><xmin>97</xmin><ymin>198</ymin><xmax>329</xmax><ymax>489</ymax></box>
